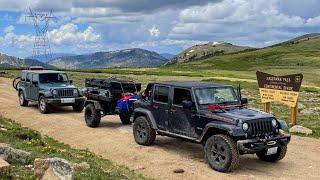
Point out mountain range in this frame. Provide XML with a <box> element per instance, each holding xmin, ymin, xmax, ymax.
<box><xmin>0</xmin><ymin>53</ymin><xmax>54</xmax><ymax>68</ymax></box>
<box><xmin>1</xmin><ymin>33</ymin><xmax>319</xmax><ymax>69</ymax></box>
<box><xmin>48</xmin><ymin>48</ymin><xmax>169</xmax><ymax>69</ymax></box>
<box><xmin>26</xmin><ymin>53</ymin><xmax>77</xmax><ymax>63</ymax></box>
<box><xmin>0</xmin><ymin>48</ymin><xmax>170</xmax><ymax>69</ymax></box>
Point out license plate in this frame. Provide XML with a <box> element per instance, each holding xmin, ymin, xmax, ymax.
<box><xmin>61</xmin><ymin>98</ymin><xmax>75</xmax><ymax>103</ymax></box>
<box><xmin>266</xmin><ymin>147</ymin><xmax>278</xmax><ymax>155</ymax></box>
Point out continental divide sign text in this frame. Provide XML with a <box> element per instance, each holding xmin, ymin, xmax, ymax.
<box><xmin>256</xmin><ymin>71</ymin><xmax>303</xmax><ymax>107</ymax></box>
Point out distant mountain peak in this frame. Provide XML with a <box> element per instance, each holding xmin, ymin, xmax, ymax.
<box><xmin>48</xmin><ymin>48</ymin><xmax>169</xmax><ymax>69</ymax></box>
<box><xmin>0</xmin><ymin>52</ymin><xmax>55</xmax><ymax>68</ymax></box>
<box><xmin>167</xmin><ymin>41</ymin><xmax>253</xmax><ymax>65</ymax></box>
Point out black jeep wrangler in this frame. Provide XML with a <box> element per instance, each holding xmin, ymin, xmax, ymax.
<box><xmin>15</xmin><ymin>70</ymin><xmax>85</xmax><ymax>114</ymax></box>
<box><xmin>132</xmin><ymin>81</ymin><xmax>290</xmax><ymax>172</ymax></box>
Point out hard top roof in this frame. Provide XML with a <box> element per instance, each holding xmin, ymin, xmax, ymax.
<box><xmin>154</xmin><ymin>81</ymin><xmax>231</xmax><ymax>88</ymax></box>
<box><xmin>22</xmin><ymin>70</ymin><xmax>66</xmax><ymax>74</ymax></box>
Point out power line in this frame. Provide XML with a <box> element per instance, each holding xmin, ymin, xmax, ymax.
<box><xmin>25</xmin><ymin>8</ymin><xmax>56</xmax><ymax>62</ymax></box>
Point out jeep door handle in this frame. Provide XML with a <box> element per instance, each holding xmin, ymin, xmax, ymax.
<box><xmin>153</xmin><ymin>105</ymin><xmax>159</xmax><ymax>109</ymax></box>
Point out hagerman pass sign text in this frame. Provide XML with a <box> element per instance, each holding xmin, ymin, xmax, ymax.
<box><xmin>256</xmin><ymin>71</ymin><xmax>303</xmax><ymax>107</ymax></box>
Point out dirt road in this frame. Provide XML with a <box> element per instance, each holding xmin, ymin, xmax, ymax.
<box><xmin>0</xmin><ymin>77</ymin><xmax>320</xmax><ymax>180</ymax></box>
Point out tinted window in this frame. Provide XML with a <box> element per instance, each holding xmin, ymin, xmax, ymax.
<box><xmin>154</xmin><ymin>86</ymin><xmax>169</xmax><ymax>103</ymax></box>
<box><xmin>195</xmin><ymin>87</ymin><xmax>239</xmax><ymax>105</ymax></box>
<box><xmin>26</xmin><ymin>73</ymin><xmax>32</xmax><ymax>82</ymax></box>
<box><xmin>173</xmin><ymin>88</ymin><xmax>192</xmax><ymax>105</ymax></box>
<box><xmin>39</xmin><ymin>73</ymin><xmax>68</xmax><ymax>83</ymax></box>
<box><xmin>32</xmin><ymin>74</ymin><xmax>38</xmax><ymax>82</ymax></box>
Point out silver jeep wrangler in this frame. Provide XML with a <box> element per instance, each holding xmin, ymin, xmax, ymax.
<box><xmin>16</xmin><ymin>70</ymin><xmax>85</xmax><ymax>114</ymax></box>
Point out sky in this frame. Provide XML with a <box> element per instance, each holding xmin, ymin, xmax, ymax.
<box><xmin>0</xmin><ymin>0</ymin><xmax>319</xmax><ymax>58</ymax></box>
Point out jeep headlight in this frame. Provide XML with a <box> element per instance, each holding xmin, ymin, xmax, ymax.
<box><xmin>272</xmin><ymin>119</ymin><xmax>278</xmax><ymax>127</ymax></box>
<box><xmin>52</xmin><ymin>89</ymin><xmax>57</xmax><ymax>96</ymax></box>
<box><xmin>73</xmin><ymin>89</ymin><xmax>78</xmax><ymax>96</ymax></box>
<box><xmin>242</xmin><ymin>122</ymin><xmax>249</xmax><ymax>131</ymax></box>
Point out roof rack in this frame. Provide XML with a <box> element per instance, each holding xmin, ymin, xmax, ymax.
<box><xmin>26</xmin><ymin>66</ymin><xmax>44</xmax><ymax>70</ymax></box>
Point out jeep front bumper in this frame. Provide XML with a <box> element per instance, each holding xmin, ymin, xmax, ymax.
<box><xmin>45</xmin><ymin>97</ymin><xmax>85</xmax><ymax>106</ymax></box>
<box><xmin>237</xmin><ymin>134</ymin><xmax>291</xmax><ymax>154</ymax></box>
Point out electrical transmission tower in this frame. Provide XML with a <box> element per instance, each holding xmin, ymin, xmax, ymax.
<box><xmin>25</xmin><ymin>8</ymin><xmax>56</xmax><ymax>62</ymax></box>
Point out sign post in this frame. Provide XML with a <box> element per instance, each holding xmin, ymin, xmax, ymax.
<box><xmin>256</xmin><ymin>71</ymin><xmax>303</xmax><ymax>126</ymax></box>
<box><xmin>263</xmin><ymin>102</ymin><xmax>270</xmax><ymax>113</ymax></box>
<box><xmin>291</xmin><ymin>106</ymin><xmax>297</xmax><ymax>126</ymax></box>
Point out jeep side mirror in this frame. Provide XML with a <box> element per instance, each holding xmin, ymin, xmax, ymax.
<box><xmin>69</xmin><ymin>80</ymin><xmax>73</xmax><ymax>84</ymax></box>
<box><xmin>241</xmin><ymin>98</ymin><xmax>248</xmax><ymax>105</ymax></box>
<box><xmin>182</xmin><ymin>100</ymin><xmax>194</xmax><ymax>110</ymax></box>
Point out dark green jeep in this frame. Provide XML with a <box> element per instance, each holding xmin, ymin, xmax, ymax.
<box><xmin>16</xmin><ymin>70</ymin><xmax>85</xmax><ymax>114</ymax></box>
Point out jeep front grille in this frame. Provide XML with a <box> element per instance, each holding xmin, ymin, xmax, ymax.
<box><xmin>248</xmin><ymin>119</ymin><xmax>274</xmax><ymax>137</ymax></box>
<box><xmin>57</xmin><ymin>89</ymin><xmax>74</xmax><ymax>97</ymax></box>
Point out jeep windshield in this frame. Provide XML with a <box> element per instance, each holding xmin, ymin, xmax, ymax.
<box><xmin>195</xmin><ymin>87</ymin><xmax>240</xmax><ymax>105</ymax></box>
<box><xmin>39</xmin><ymin>73</ymin><xmax>69</xmax><ymax>84</ymax></box>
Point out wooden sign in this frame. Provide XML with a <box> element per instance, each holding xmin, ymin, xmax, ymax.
<box><xmin>256</xmin><ymin>71</ymin><xmax>303</xmax><ymax>107</ymax></box>
<box><xmin>256</xmin><ymin>71</ymin><xmax>303</xmax><ymax>126</ymax></box>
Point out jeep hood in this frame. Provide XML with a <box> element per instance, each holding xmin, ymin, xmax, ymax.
<box><xmin>202</xmin><ymin>107</ymin><xmax>274</xmax><ymax>122</ymax></box>
<box><xmin>39</xmin><ymin>83</ymin><xmax>76</xmax><ymax>90</ymax></box>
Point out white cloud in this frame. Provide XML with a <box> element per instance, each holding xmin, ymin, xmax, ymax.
<box><xmin>4</xmin><ymin>25</ymin><xmax>14</xmax><ymax>33</ymax></box>
<box><xmin>148</xmin><ymin>25</ymin><xmax>160</xmax><ymax>37</ymax></box>
<box><xmin>1</xmin><ymin>0</ymin><xmax>320</xmax><ymax>56</ymax></box>
<box><xmin>0</xmin><ymin>22</ymin><xmax>102</xmax><ymax>57</ymax></box>
<box><xmin>48</xmin><ymin>23</ymin><xmax>100</xmax><ymax>45</ymax></box>
<box><xmin>167</xmin><ymin>0</ymin><xmax>317</xmax><ymax>47</ymax></box>
<box><xmin>306</xmin><ymin>16</ymin><xmax>320</xmax><ymax>26</ymax></box>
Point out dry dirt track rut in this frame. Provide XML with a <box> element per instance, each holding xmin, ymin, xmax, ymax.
<box><xmin>0</xmin><ymin>77</ymin><xmax>320</xmax><ymax>180</ymax></box>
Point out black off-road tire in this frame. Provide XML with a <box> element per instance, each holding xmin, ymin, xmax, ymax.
<box><xmin>38</xmin><ymin>96</ymin><xmax>50</xmax><ymax>114</ymax></box>
<box><xmin>256</xmin><ymin>145</ymin><xmax>287</xmax><ymax>162</ymax></box>
<box><xmin>84</xmin><ymin>103</ymin><xmax>101</xmax><ymax>128</ymax></box>
<box><xmin>72</xmin><ymin>102</ymin><xmax>85</xmax><ymax>112</ymax></box>
<box><xmin>204</xmin><ymin>134</ymin><xmax>240</xmax><ymax>172</ymax></box>
<box><xmin>133</xmin><ymin>116</ymin><xmax>156</xmax><ymax>146</ymax></box>
<box><xmin>119</xmin><ymin>113</ymin><xmax>131</xmax><ymax>125</ymax></box>
<box><xmin>18</xmin><ymin>91</ymin><xmax>28</xmax><ymax>107</ymax></box>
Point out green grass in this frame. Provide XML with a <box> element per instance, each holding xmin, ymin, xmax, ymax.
<box><xmin>0</xmin><ymin>116</ymin><xmax>147</xmax><ymax>180</ymax></box>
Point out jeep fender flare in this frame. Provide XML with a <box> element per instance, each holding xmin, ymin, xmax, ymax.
<box><xmin>38</xmin><ymin>90</ymin><xmax>52</xmax><ymax>99</ymax></box>
<box><xmin>199</xmin><ymin>123</ymin><xmax>243</xmax><ymax>142</ymax></box>
<box><xmin>133</xmin><ymin>108</ymin><xmax>158</xmax><ymax>129</ymax></box>
<box><xmin>85</xmin><ymin>100</ymin><xmax>103</xmax><ymax>111</ymax></box>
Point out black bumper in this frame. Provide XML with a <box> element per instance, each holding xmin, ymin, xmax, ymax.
<box><xmin>45</xmin><ymin>97</ymin><xmax>85</xmax><ymax>106</ymax></box>
<box><xmin>237</xmin><ymin>134</ymin><xmax>291</xmax><ymax>154</ymax></box>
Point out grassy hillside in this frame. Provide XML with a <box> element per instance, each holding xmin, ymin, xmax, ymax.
<box><xmin>170</xmin><ymin>35</ymin><xmax>320</xmax><ymax>71</ymax></box>
<box><xmin>168</xmin><ymin>41</ymin><xmax>253</xmax><ymax>64</ymax></box>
